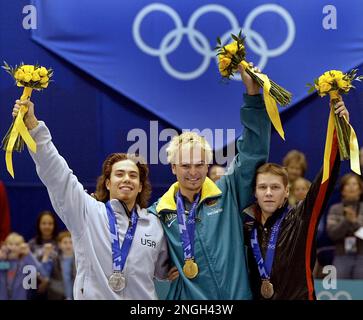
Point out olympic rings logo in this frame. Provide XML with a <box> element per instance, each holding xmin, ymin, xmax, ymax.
<box><xmin>133</xmin><ymin>3</ymin><xmax>295</xmax><ymax>80</ymax></box>
<box><xmin>317</xmin><ymin>290</ymin><xmax>352</xmax><ymax>300</ymax></box>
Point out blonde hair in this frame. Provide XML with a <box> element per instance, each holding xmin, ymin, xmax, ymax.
<box><xmin>5</xmin><ymin>232</ymin><xmax>25</xmax><ymax>244</ymax></box>
<box><xmin>282</xmin><ymin>150</ymin><xmax>307</xmax><ymax>175</ymax></box>
<box><xmin>57</xmin><ymin>230</ymin><xmax>71</xmax><ymax>243</ymax></box>
<box><xmin>166</xmin><ymin>132</ymin><xmax>213</xmax><ymax>164</ymax></box>
<box><xmin>291</xmin><ymin>177</ymin><xmax>311</xmax><ymax>192</ymax></box>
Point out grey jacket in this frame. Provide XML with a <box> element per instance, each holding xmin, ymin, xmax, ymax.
<box><xmin>327</xmin><ymin>201</ymin><xmax>363</xmax><ymax>255</ymax></box>
<box><xmin>28</xmin><ymin>122</ymin><xmax>169</xmax><ymax>300</ymax></box>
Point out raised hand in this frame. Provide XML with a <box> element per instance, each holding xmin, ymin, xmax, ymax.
<box><xmin>238</xmin><ymin>62</ymin><xmax>261</xmax><ymax>95</ymax></box>
<box><xmin>13</xmin><ymin>99</ymin><xmax>38</xmax><ymax>130</ymax></box>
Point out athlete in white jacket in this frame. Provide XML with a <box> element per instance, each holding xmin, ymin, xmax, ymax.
<box><xmin>12</xmin><ymin>99</ymin><xmax>171</xmax><ymax>300</ymax></box>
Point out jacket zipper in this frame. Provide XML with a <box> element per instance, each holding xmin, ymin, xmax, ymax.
<box><xmin>195</xmin><ymin>197</ymin><xmax>223</xmax><ymax>298</ymax></box>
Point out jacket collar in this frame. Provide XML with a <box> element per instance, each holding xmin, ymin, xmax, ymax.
<box><xmin>244</xmin><ymin>201</ymin><xmax>289</xmax><ymax>227</ymax></box>
<box><xmin>156</xmin><ymin>177</ymin><xmax>222</xmax><ymax>214</ymax></box>
<box><xmin>109</xmin><ymin>199</ymin><xmax>148</xmax><ymax>220</ymax></box>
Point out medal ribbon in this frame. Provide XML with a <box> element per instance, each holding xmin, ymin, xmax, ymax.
<box><xmin>176</xmin><ymin>191</ymin><xmax>200</xmax><ymax>261</ymax></box>
<box><xmin>105</xmin><ymin>201</ymin><xmax>138</xmax><ymax>272</ymax></box>
<box><xmin>250</xmin><ymin>207</ymin><xmax>289</xmax><ymax>279</ymax></box>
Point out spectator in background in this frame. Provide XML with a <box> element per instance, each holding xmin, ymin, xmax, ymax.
<box><xmin>0</xmin><ymin>232</ymin><xmax>47</xmax><ymax>299</ymax></box>
<box><xmin>0</xmin><ymin>181</ymin><xmax>11</xmax><ymax>243</ymax></box>
<box><xmin>282</xmin><ymin>150</ymin><xmax>308</xmax><ymax>206</ymax></box>
<box><xmin>289</xmin><ymin>177</ymin><xmax>311</xmax><ymax>206</ymax></box>
<box><xmin>327</xmin><ymin>173</ymin><xmax>363</xmax><ymax>279</ymax></box>
<box><xmin>208</xmin><ymin>164</ymin><xmax>226</xmax><ymax>183</ymax></box>
<box><xmin>42</xmin><ymin>231</ymin><xmax>76</xmax><ymax>300</ymax></box>
<box><xmin>282</xmin><ymin>150</ymin><xmax>307</xmax><ymax>184</ymax></box>
<box><xmin>28</xmin><ymin>210</ymin><xmax>59</xmax><ymax>300</ymax></box>
<box><xmin>28</xmin><ymin>210</ymin><xmax>59</xmax><ymax>261</ymax></box>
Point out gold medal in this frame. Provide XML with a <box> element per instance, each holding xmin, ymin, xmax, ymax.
<box><xmin>183</xmin><ymin>259</ymin><xmax>199</xmax><ymax>279</ymax></box>
<box><xmin>261</xmin><ymin>279</ymin><xmax>274</xmax><ymax>299</ymax></box>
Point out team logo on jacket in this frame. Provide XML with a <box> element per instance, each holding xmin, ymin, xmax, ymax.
<box><xmin>141</xmin><ymin>237</ymin><xmax>157</xmax><ymax>248</ymax></box>
<box><xmin>164</xmin><ymin>213</ymin><xmax>177</xmax><ymax>228</ymax></box>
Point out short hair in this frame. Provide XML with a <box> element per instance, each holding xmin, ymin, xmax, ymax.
<box><xmin>94</xmin><ymin>153</ymin><xmax>151</xmax><ymax>208</ymax></box>
<box><xmin>57</xmin><ymin>231</ymin><xmax>71</xmax><ymax>243</ymax></box>
<box><xmin>291</xmin><ymin>177</ymin><xmax>311</xmax><ymax>192</ymax></box>
<box><xmin>5</xmin><ymin>232</ymin><xmax>24</xmax><ymax>244</ymax></box>
<box><xmin>166</xmin><ymin>132</ymin><xmax>213</xmax><ymax>164</ymax></box>
<box><xmin>339</xmin><ymin>173</ymin><xmax>363</xmax><ymax>194</ymax></box>
<box><xmin>282</xmin><ymin>150</ymin><xmax>307</xmax><ymax>175</ymax></box>
<box><xmin>255</xmin><ymin>163</ymin><xmax>289</xmax><ymax>188</ymax></box>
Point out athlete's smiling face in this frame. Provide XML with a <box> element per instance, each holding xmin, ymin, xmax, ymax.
<box><xmin>106</xmin><ymin>160</ymin><xmax>142</xmax><ymax>210</ymax></box>
<box><xmin>172</xmin><ymin>144</ymin><xmax>209</xmax><ymax>199</ymax></box>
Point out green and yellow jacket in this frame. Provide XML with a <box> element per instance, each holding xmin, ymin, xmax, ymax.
<box><xmin>148</xmin><ymin>94</ymin><xmax>270</xmax><ymax>299</ymax></box>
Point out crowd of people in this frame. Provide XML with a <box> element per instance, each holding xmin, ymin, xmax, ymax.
<box><xmin>0</xmin><ymin>210</ymin><xmax>75</xmax><ymax>300</ymax></box>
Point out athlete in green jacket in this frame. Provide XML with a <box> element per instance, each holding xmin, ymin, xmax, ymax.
<box><xmin>148</xmin><ymin>67</ymin><xmax>271</xmax><ymax>299</ymax></box>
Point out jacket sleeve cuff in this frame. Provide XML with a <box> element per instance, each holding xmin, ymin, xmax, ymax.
<box><xmin>28</xmin><ymin>121</ymin><xmax>52</xmax><ymax>146</ymax></box>
<box><xmin>243</xmin><ymin>93</ymin><xmax>264</xmax><ymax>109</ymax></box>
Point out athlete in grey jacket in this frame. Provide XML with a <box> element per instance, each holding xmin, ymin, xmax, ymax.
<box><xmin>13</xmin><ymin>100</ymin><xmax>170</xmax><ymax>300</ymax></box>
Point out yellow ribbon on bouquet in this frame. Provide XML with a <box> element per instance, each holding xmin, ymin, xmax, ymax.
<box><xmin>6</xmin><ymin>87</ymin><xmax>37</xmax><ymax>178</ymax></box>
<box><xmin>2</xmin><ymin>62</ymin><xmax>52</xmax><ymax>178</ymax></box>
<box><xmin>240</xmin><ymin>60</ymin><xmax>285</xmax><ymax>140</ymax></box>
<box><xmin>322</xmin><ymin>91</ymin><xmax>360</xmax><ymax>183</ymax></box>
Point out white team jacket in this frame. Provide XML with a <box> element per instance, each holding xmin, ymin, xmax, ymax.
<box><xmin>28</xmin><ymin>122</ymin><xmax>169</xmax><ymax>300</ymax></box>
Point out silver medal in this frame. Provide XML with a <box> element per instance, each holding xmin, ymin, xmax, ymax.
<box><xmin>108</xmin><ymin>272</ymin><xmax>126</xmax><ymax>292</ymax></box>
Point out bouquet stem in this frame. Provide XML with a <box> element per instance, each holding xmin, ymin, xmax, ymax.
<box><xmin>331</xmin><ymin>98</ymin><xmax>350</xmax><ymax>160</ymax></box>
<box><xmin>1</xmin><ymin>119</ymin><xmax>24</xmax><ymax>152</ymax></box>
<box><xmin>1</xmin><ymin>87</ymin><xmax>32</xmax><ymax>153</ymax></box>
<box><xmin>243</xmin><ymin>64</ymin><xmax>292</xmax><ymax>106</ymax></box>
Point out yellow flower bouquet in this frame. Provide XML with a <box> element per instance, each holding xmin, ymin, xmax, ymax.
<box><xmin>308</xmin><ymin>69</ymin><xmax>362</xmax><ymax>181</ymax></box>
<box><xmin>1</xmin><ymin>62</ymin><xmax>53</xmax><ymax>177</ymax></box>
<box><xmin>216</xmin><ymin>31</ymin><xmax>292</xmax><ymax>140</ymax></box>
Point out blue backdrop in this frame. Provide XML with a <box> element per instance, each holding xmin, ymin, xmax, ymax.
<box><xmin>0</xmin><ymin>0</ymin><xmax>362</xmax><ymax>239</ymax></box>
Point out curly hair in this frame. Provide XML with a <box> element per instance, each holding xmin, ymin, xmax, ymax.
<box><xmin>94</xmin><ymin>153</ymin><xmax>151</xmax><ymax>208</ymax></box>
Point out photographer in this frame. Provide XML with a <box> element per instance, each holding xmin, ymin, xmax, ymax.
<box><xmin>327</xmin><ymin>173</ymin><xmax>363</xmax><ymax>279</ymax></box>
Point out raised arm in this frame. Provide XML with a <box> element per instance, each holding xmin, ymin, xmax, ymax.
<box><xmin>299</xmin><ymin>100</ymin><xmax>349</xmax><ymax>224</ymax></box>
<box><xmin>218</xmin><ymin>65</ymin><xmax>271</xmax><ymax>212</ymax></box>
<box><xmin>13</xmin><ymin>100</ymin><xmax>97</xmax><ymax>239</ymax></box>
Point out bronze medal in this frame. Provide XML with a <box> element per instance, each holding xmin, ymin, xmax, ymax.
<box><xmin>183</xmin><ymin>259</ymin><xmax>199</xmax><ymax>279</ymax></box>
<box><xmin>261</xmin><ymin>279</ymin><xmax>274</xmax><ymax>299</ymax></box>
